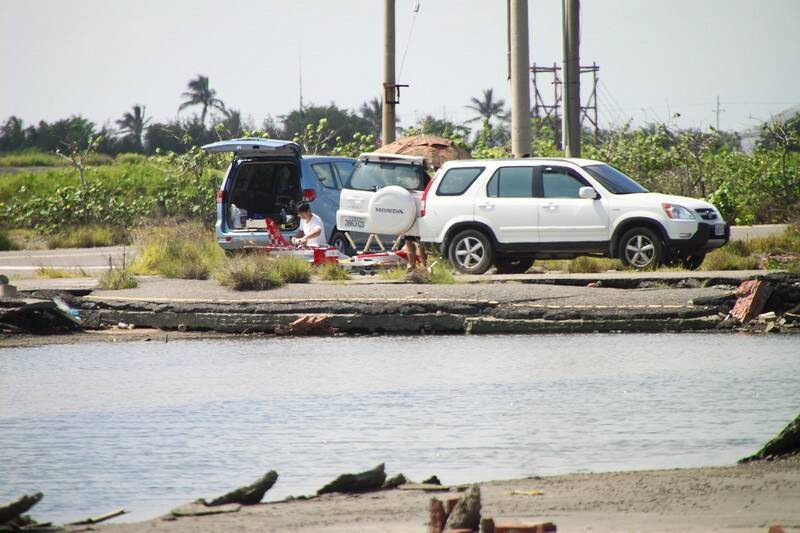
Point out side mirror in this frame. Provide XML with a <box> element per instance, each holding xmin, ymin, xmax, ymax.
<box><xmin>579</xmin><ymin>187</ymin><xmax>598</xmax><ymax>200</ymax></box>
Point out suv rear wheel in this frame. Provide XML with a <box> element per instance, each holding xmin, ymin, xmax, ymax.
<box><xmin>494</xmin><ymin>257</ymin><xmax>534</xmax><ymax>274</ymax></box>
<box><xmin>681</xmin><ymin>253</ymin><xmax>705</xmax><ymax>270</ymax></box>
<box><xmin>330</xmin><ymin>231</ymin><xmax>352</xmax><ymax>255</ymax></box>
<box><xmin>619</xmin><ymin>227</ymin><xmax>664</xmax><ymax>269</ymax></box>
<box><xmin>448</xmin><ymin>229</ymin><xmax>494</xmax><ymax>274</ymax></box>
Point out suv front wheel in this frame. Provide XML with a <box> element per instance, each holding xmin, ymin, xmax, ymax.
<box><xmin>448</xmin><ymin>229</ymin><xmax>494</xmax><ymax>275</ymax></box>
<box><xmin>619</xmin><ymin>227</ymin><xmax>664</xmax><ymax>269</ymax></box>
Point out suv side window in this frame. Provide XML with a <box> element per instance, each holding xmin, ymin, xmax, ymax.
<box><xmin>333</xmin><ymin>161</ymin><xmax>355</xmax><ymax>187</ymax></box>
<box><xmin>542</xmin><ymin>167</ymin><xmax>589</xmax><ymax>198</ymax></box>
<box><xmin>436</xmin><ymin>167</ymin><xmax>484</xmax><ymax>196</ymax></box>
<box><xmin>312</xmin><ymin>162</ymin><xmax>337</xmax><ymax>189</ymax></box>
<box><xmin>486</xmin><ymin>166</ymin><xmax>534</xmax><ymax>198</ymax></box>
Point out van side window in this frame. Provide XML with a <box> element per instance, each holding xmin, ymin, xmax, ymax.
<box><xmin>312</xmin><ymin>163</ymin><xmax>337</xmax><ymax>189</ymax></box>
<box><xmin>333</xmin><ymin>161</ymin><xmax>355</xmax><ymax>187</ymax></box>
<box><xmin>436</xmin><ymin>167</ymin><xmax>484</xmax><ymax>196</ymax></box>
<box><xmin>486</xmin><ymin>167</ymin><xmax>534</xmax><ymax>198</ymax></box>
<box><xmin>542</xmin><ymin>168</ymin><xmax>587</xmax><ymax>198</ymax></box>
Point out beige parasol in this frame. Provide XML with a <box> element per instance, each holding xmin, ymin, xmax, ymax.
<box><xmin>375</xmin><ymin>135</ymin><xmax>470</xmax><ymax>169</ymax></box>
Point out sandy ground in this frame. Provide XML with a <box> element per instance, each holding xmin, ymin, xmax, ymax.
<box><xmin>80</xmin><ymin>456</ymin><xmax>800</xmax><ymax>533</ymax></box>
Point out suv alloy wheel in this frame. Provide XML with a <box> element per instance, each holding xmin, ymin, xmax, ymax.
<box><xmin>619</xmin><ymin>227</ymin><xmax>664</xmax><ymax>269</ymax></box>
<box><xmin>448</xmin><ymin>229</ymin><xmax>494</xmax><ymax>274</ymax></box>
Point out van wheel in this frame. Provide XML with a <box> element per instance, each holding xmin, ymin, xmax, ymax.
<box><xmin>494</xmin><ymin>257</ymin><xmax>534</xmax><ymax>274</ymax></box>
<box><xmin>681</xmin><ymin>253</ymin><xmax>705</xmax><ymax>270</ymax></box>
<box><xmin>330</xmin><ymin>231</ymin><xmax>352</xmax><ymax>255</ymax></box>
<box><xmin>619</xmin><ymin>227</ymin><xmax>664</xmax><ymax>269</ymax></box>
<box><xmin>448</xmin><ymin>229</ymin><xmax>494</xmax><ymax>274</ymax></box>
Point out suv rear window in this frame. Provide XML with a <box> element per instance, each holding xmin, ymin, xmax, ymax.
<box><xmin>486</xmin><ymin>166</ymin><xmax>534</xmax><ymax>198</ymax></box>
<box><xmin>346</xmin><ymin>161</ymin><xmax>428</xmax><ymax>191</ymax></box>
<box><xmin>436</xmin><ymin>167</ymin><xmax>484</xmax><ymax>196</ymax></box>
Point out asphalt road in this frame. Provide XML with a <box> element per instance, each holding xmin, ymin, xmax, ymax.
<box><xmin>0</xmin><ymin>224</ymin><xmax>788</xmax><ymax>278</ymax></box>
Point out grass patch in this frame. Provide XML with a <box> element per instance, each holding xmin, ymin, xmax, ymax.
<box><xmin>317</xmin><ymin>263</ymin><xmax>350</xmax><ymax>281</ymax></box>
<box><xmin>133</xmin><ymin>224</ymin><xmax>223</xmax><ymax>279</ymax></box>
<box><xmin>98</xmin><ymin>267</ymin><xmax>138</xmax><ymax>290</ymax></box>
<box><xmin>47</xmin><ymin>225</ymin><xmax>130</xmax><ymax>249</ymax></box>
<box><xmin>427</xmin><ymin>261</ymin><xmax>456</xmax><ymax>284</ymax></box>
<box><xmin>273</xmin><ymin>255</ymin><xmax>312</xmax><ymax>283</ymax></box>
<box><xmin>0</xmin><ymin>228</ymin><xmax>19</xmax><ymax>250</ymax></box>
<box><xmin>743</xmin><ymin>224</ymin><xmax>800</xmax><ymax>254</ymax></box>
<box><xmin>379</xmin><ymin>266</ymin><xmax>408</xmax><ymax>280</ymax></box>
<box><xmin>214</xmin><ymin>251</ymin><xmax>284</xmax><ymax>291</ymax></box>
<box><xmin>700</xmin><ymin>248</ymin><xmax>761</xmax><ymax>271</ymax></box>
<box><xmin>36</xmin><ymin>266</ymin><xmax>89</xmax><ymax>278</ymax></box>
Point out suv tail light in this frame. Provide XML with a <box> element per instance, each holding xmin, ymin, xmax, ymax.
<box><xmin>303</xmin><ymin>188</ymin><xmax>317</xmax><ymax>202</ymax></box>
<box><xmin>216</xmin><ymin>190</ymin><xmax>225</xmax><ymax>203</ymax></box>
<box><xmin>420</xmin><ymin>179</ymin><xmax>434</xmax><ymax>217</ymax></box>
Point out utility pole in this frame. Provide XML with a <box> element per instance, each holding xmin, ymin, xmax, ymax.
<box><xmin>381</xmin><ymin>0</ymin><xmax>396</xmax><ymax>145</ymax></box>
<box><xmin>562</xmin><ymin>0</ymin><xmax>580</xmax><ymax>157</ymax></box>
<box><xmin>509</xmin><ymin>0</ymin><xmax>531</xmax><ymax>157</ymax></box>
<box><xmin>298</xmin><ymin>42</ymin><xmax>304</xmax><ymax>115</ymax></box>
<box><xmin>713</xmin><ymin>95</ymin><xmax>725</xmax><ymax>130</ymax></box>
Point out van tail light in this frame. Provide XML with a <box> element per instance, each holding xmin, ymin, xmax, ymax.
<box><xmin>420</xmin><ymin>179</ymin><xmax>434</xmax><ymax>217</ymax></box>
<box><xmin>216</xmin><ymin>190</ymin><xmax>225</xmax><ymax>203</ymax></box>
<box><xmin>302</xmin><ymin>188</ymin><xmax>317</xmax><ymax>202</ymax></box>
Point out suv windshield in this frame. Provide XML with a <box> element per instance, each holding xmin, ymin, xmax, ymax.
<box><xmin>583</xmin><ymin>164</ymin><xmax>648</xmax><ymax>195</ymax></box>
<box><xmin>346</xmin><ymin>161</ymin><xmax>428</xmax><ymax>191</ymax></box>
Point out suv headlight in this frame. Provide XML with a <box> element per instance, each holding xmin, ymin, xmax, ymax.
<box><xmin>662</xmin><ymin>203</ymin><xmax>696</xmax><ymax>220</ymax></box>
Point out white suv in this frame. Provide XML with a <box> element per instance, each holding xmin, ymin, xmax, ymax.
<box><xmin>346</xmin><ymin>157</ymin><xmax>730</xmax><ymax>274</ymax></box>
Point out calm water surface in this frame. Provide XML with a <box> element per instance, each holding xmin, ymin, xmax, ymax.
<box><xmin>1</xmin><ymin>333</ymin><xmax>798</xmax><ymax>523</ymax></box>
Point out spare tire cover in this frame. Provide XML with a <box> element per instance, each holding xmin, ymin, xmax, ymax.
<box><xmin>365</xmin><ymin>185</ymin><xmax>417</xmax><ymax>234</ymax></box>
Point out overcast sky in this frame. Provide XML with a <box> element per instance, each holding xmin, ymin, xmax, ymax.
<box><xmin>1</xmin><ymin>0</ymin><xmax>797</xmax><ymax>134</ymax></box>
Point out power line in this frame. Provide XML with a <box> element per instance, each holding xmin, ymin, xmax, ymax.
<box><xmin>397</xmin><ymin>0</ymin><xmax>421</xmax><ymax>83</ymax></box>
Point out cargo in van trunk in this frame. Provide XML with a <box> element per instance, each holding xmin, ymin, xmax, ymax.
<box><xmin>226</xmin><ymin>160</ymin><xmax>302</xmax><ymax>232</ymax></box>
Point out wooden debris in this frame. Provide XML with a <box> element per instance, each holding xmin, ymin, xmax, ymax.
<box><xmin>0</xmin><ymin>492</ymin><xmax>43</xmax><ymax>525</ymax></box>
<box><xmin>290</xmin><ymin>315</ymin><xmax>331</xmax><ymax>335</ymax></box>
<box><xmin>730</xmin><ymin>280</ymin><xmax>773</xmax><ymax>324</ymax></box>
<box><xmin>67</xmin><ymin>508</ymin><xmax>126</xmax><ymax>525</ymax></box>
<box><xmin>495</xmin><ymin>522</ymin><xmax>556</xmax><ymax>533</ymax></box>
<box><xmin>203</xmin><ymin>470</ymin><xmax>278</xmax><ymax>506</ymax></box>
<box><xmin>398</xmin><ymin>483</ymin><xmax>451</xmax><ymax>492</ymax></box>
<box><xmin>317</xmin><ymin>463</ymin><xmax>387</xmax><ymax>495</ymax></box>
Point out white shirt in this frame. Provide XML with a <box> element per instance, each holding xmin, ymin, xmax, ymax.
<box><xmin>300</xmin><ymin>213</ymin><xmax>326</xmax><ymax>247</ymax></box>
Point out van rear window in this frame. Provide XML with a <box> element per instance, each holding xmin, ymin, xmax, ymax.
<box><xmin>436</xmin><ymin>167</ymin><xmax>484</xmax><ymax>196</ymax></box>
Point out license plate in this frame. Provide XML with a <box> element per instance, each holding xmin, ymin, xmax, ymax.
<box><xmin>714</xmin><ymin>224</ymin><xmax>725</xmax><ymax>236</ymax></box>
<box><xmin>342</xmin><ymin>216</ymin><xmax>366</xmax><ymax>231</ymax></box>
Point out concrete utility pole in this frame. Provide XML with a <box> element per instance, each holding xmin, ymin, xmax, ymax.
<box><xmin>382</xmin><ymin>0</ymin><xmax>396</xmax><ymax>145</ymax></box>
<box><xmin>562</xmin><ymin>0</ymin><xmax>580</xmax><ymax>157</ymax></box>
<box><xmin>509</xmin><ymin>0</ymin><xmax>531</xmax><ymax>157</ymax></box>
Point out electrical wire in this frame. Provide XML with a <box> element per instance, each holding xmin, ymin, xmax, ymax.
<box><xmin>397</xmin><ymin>0</ymin><xmax>421</xmax><ymax>83</ymax></box>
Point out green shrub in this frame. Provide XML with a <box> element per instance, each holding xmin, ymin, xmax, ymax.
<box><xmin>0</xmin><ymin>228</ymin><xmax>18</xmax><ymax>250</ymax></box>
<box><xmin>744</xmin><ymin>224</ymin><xmax>800</xmax><ymax>254</ymax></box>
<box><xmin>214</xmin><ymin>251</ymin><xmax>284</xmax><ymax>291</ymax></box>
<box><xmin>98</xmin><ymin>268</ymin><xmax>138</xmax><ymax>290</ymax></box>
<box><xmin>567</xmin><ymin>256</ymin><xmax>624</xmax><ymax>273</ymax></box>
<box><xmin>379</xmin><ymin>266</ymin><xmax>407</xmax><ymax>280</ymax></box>
<box><xmin>133</xmin><ymin>224</ymin><xmax>223</xmax><ymax>279</ymax></box>
<box><xmin>428</xmin><ymin>261</ymin><xmax>456</xmax><ymax>284</ymax></box>
<box><xmin>47</xmin><ymin>225</ymin><xmax>130</xmax><ymax>248</ymax></box>
<box><xmin>273</xmin><ymin>255</ymin><xmax>311</xmax><ymax>283</ymax></box>
<box><xmin>317</xmin><ymin>262</ymin><xmax>350</xmax><ymax>281</ymax></box>
<box><xmin>115</xmin><ymin>153</ymin><xmax>148</xmax><ymax>165</ymax></box>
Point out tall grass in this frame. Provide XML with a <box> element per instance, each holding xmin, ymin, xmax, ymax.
<box><xmin>36</xmin><ymin>266</ymin><xmax>89</xmax><ymax>278</ymax></box>
<box><xmin>98</xmin><ymin>267</ymin><xmax>138</xmax><ymax>290</ymax></box>
<box><xmin>317</xmin><ymin>263</ymin><xmax>350</xmax><ymax>281</ymax></box>
<box><xmin>214</xmin><ymin>251</ymin><xmax>284</xmax><ymax>291</ymax></box>
<box><xmin>0</xmin><ymin>149</ymin><xmax>112</xmax><ymax>168</ymax></box>
<box><xmin>700</xmin><ymin>248</ymin><xmax>761</xmax><ymax>271</ymax></box>
<box><xmin>133</xmin><ymin>224</ymin><xmax>223</xmax><ymax>279</ymax></box>
<box><xmin>273</xmin><ymin>255</ymin><xmax>312</xmax><ymax>283</ymax></box>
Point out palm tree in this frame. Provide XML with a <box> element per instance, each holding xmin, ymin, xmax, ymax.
<box><xmin>360</xmin><ymin>97</ymin><xmax>382</xmax><ymax>139</ymax></box>
<box><xmin>116</xmin><ymin>105</ymin><xmax>150</xmax><ymax>151</ymax></box>
<box><xmin>465</xmin><ymin>89</ymin><xmax>507</xmax><ymax>126</ymax></box>
<box><xmin>178</xmin><ymin>75</ymin><xmax>225</xmax><ymax>126</ymax></box>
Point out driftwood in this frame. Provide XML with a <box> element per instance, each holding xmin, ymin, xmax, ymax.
<box><xmin>67</xmin><ymin>508</ymin><xmax>126</xmax><ymax>525</ymax></box>
<box><xmin>171</xmin><ymin>503</ymin><xmax>240</xmax><ymax>517</ymax></box>
<box><xmin>204</xmin><ymin>470</ymin><xmax>278</xmax><ymax>506</ymax></box>
<box><xmin>443</xmin><ymin>484</ymin><xmax>481</xmax><ymax>531</ymax></box>
<box><xmin>740</xmin><ymin>412</ymin><xmax>800</xmax><ymax>462</ymax></box>
<box><xmin>382</xmin><ymin>473</ymin><xmax>407</xmax><ymax>489</ymax></box>
<box><xmin>0</xmin><ymin>492</ymin><xmax>43</xmax><ymax>525</ymax></box>
<box><xmin>428</xmin><ymin>498</ymin><xmax>446</xmax><ymax>533</ymax></box>
<box><xmin>317</xmin><ymin>463</ymin><xmax>386</xmax><ymax>495</ymax></box>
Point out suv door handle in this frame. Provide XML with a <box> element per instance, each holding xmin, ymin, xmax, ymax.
<box><xmin>543</xmin><ymin>202</ymin><xmax>558</xmax><ymax>209</ymax></box>
<box><xmin>477</xmin><ymin>202</ymin><xmax>495</xmax><ymax>210</ymax></box>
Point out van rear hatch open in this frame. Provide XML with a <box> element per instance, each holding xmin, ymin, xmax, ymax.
<box><xmin>203</xmin><ymin>138</ymin><xmax>304</xmax><ymax>234</ymax></box>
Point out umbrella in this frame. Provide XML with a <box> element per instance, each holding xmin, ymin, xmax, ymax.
<box><xmin>375</xmin><ymin>135</ymin><xmax>470</xmax><ymax>169</ymax></box>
